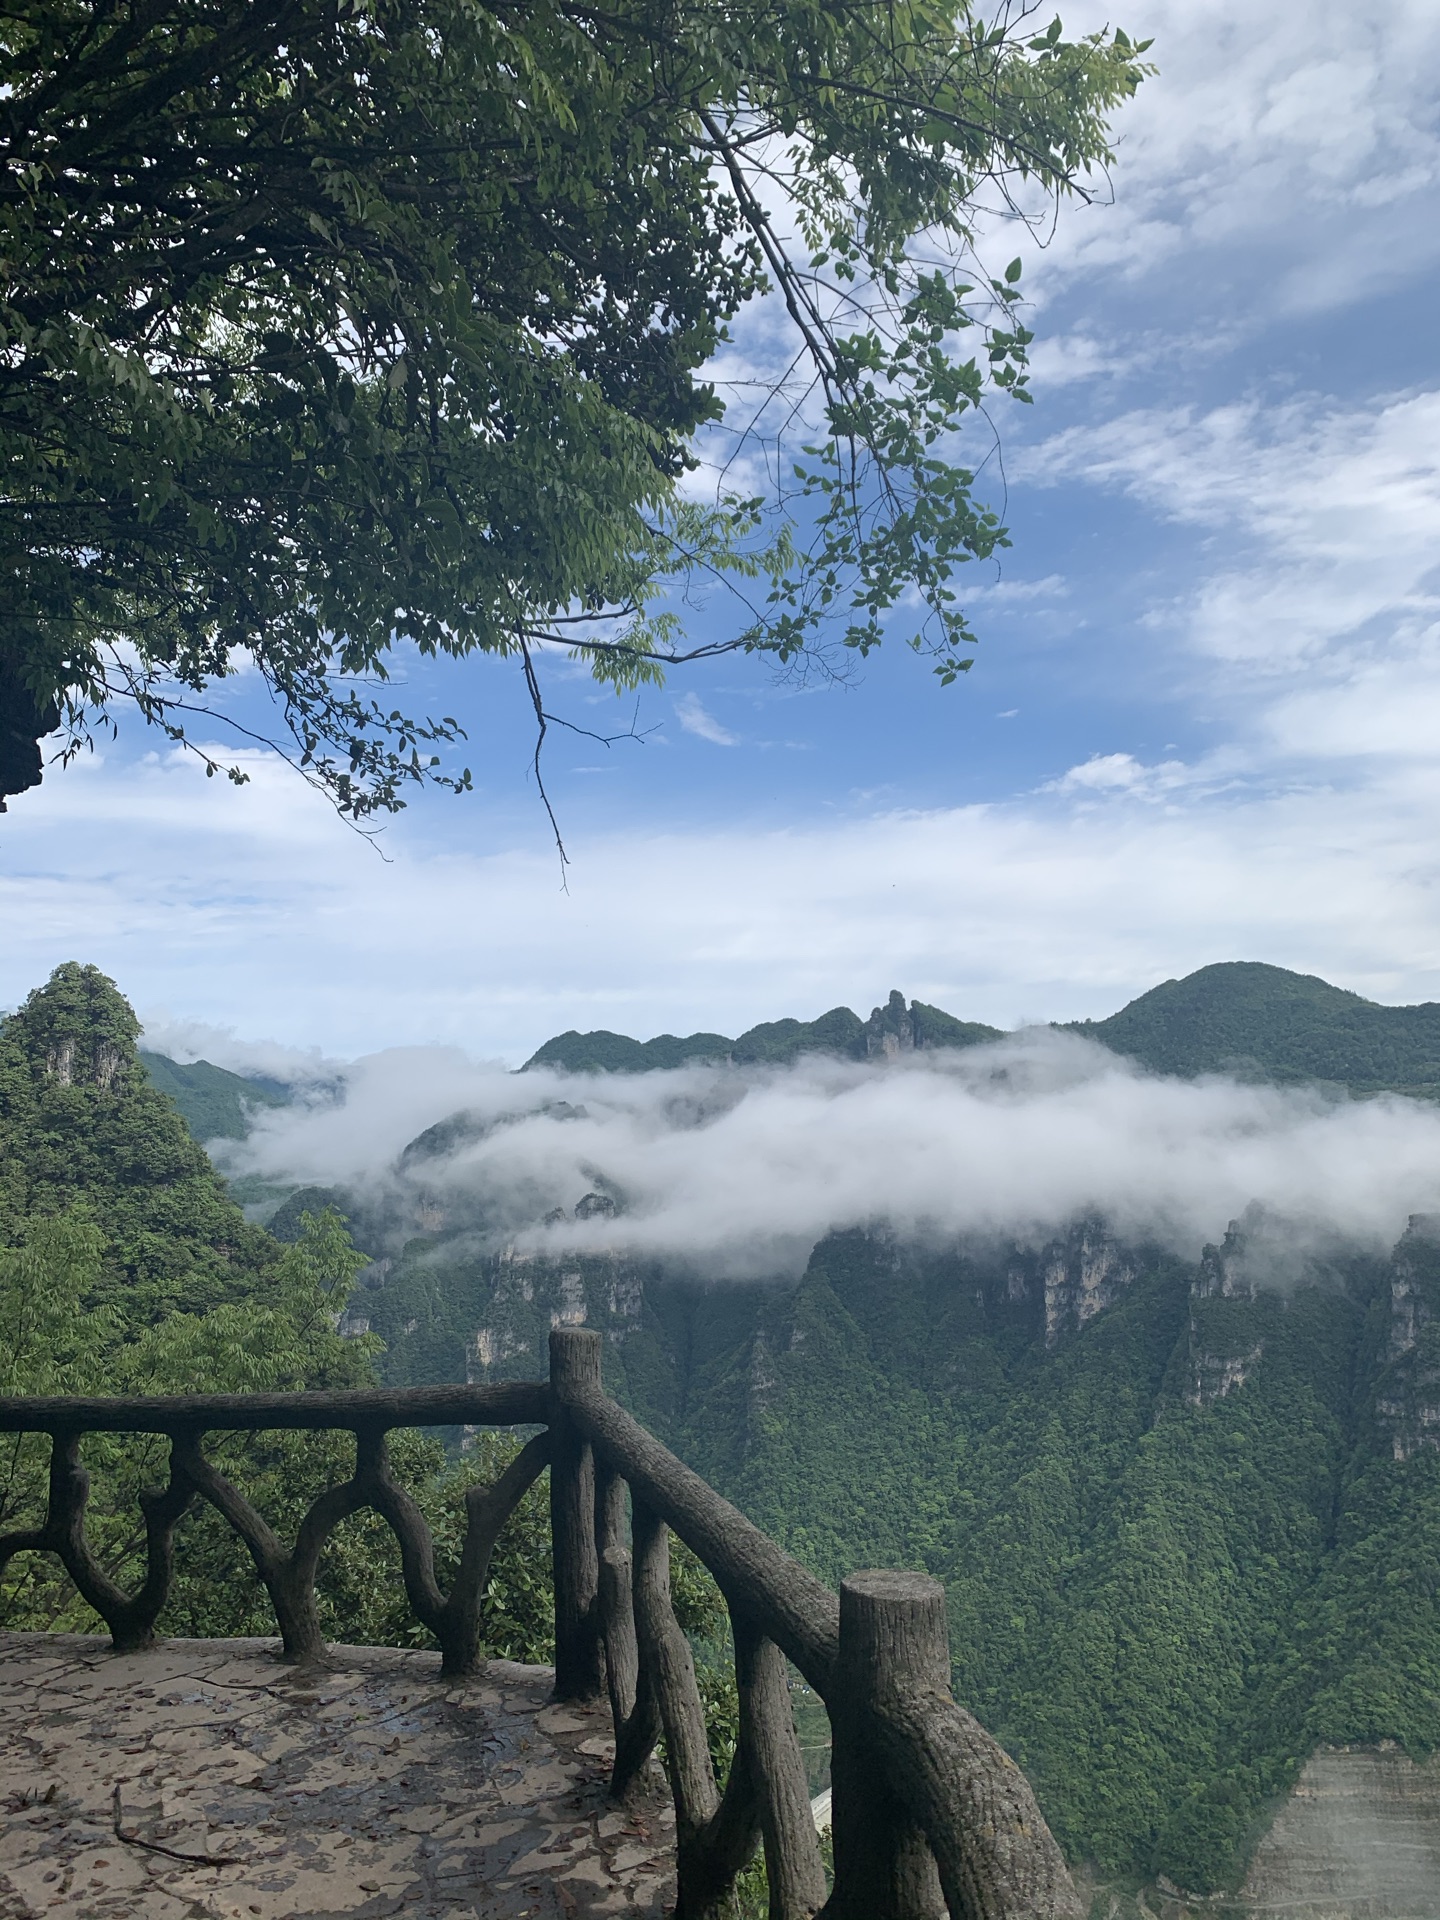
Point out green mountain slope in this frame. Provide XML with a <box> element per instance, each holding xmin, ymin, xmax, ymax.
<box><xmin>0</xmin><ymin>965</ymin><xmax>282</xmax><ymax>1311</ymax></box>
<box><xmin>1069</xmin><ymin>961</ymin><xmax>1440</xmax><ymax>1094</ymax></box>
<box><xmin>526</xmin><ymin>963</ymin><xmax>1440</xmax><ymax>1096</ymax></box>
<box><xmin>139</xmin><ymin>1050</ymin><xmax>290</xmax><ymax>1141</ymax></box>
<box><xmin>523</xmin><ymin>1027</ymin><xmax>735</xmax><ymax>1072</ymax></box>
<box><xmin>354</xmin><ymin>1198</ymin><xmax>1440</xmax><ymax>1897</ymax></box>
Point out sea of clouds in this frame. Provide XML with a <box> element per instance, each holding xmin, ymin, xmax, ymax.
<box><xmin>216</xmin><ymin>1031</ymin><xmax>1440</xmax><ymax>1279</ymax></box>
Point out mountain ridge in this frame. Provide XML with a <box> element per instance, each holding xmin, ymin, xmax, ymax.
<box><xmin>522</xmin><ymin>988</ymin><xmax>1000</xmax><ymax>1074</ymax></box>
<box><xmin>523</xmin><ymin>962</ymin><xmax>1440</xmax><ymax>1098</ymax></box>
<box><xmin>1067</xmin><ymin>961</ymin><xmax>1440</xmax><ymax>1096</ymax></box>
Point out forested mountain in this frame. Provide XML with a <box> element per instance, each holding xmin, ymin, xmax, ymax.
<box><xmin>137</xmin><ymin>1050</ymin><xmax>290</xmax><ymax>1142</ymax></box>
<box><xmin>525</xmin><ymin>962</ymin><xmax>1440</xmax><ymax>1099</ymax></box>
<box><xmin>523</xmin><ymin>989</ymin><xmax>1001</xmax><ymax>1072</ymax></box>
<box><xmin>1069</xmin><ymin>961</ymin><xmax>1440</xmax><ymax>1096</ymax></box>
<box><xmin>0</xmin><ymin>964</ymin><xmax>283</xmax><ymax>1313</ymax></box>
<box><xmin>349</xmin><ymin>1201</ymin><xmax>1440</xmax><ymax>1896</ymax></box>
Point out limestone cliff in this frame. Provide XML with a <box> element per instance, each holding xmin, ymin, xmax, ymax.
<box><xmin>1373</xmin><ymin>1213</ymin><xmax>1440</xmax><ymax>1460</ymax></box>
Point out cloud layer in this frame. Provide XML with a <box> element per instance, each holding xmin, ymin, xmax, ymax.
<box><xmin>229</xmin><ymin>1033</ymin><xmax>1440</xmax><ymax>1278</ymax></box>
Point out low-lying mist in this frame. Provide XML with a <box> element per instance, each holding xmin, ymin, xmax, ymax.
<box><xmin>222</xmin><ymin>1031</ymin><xmax>1440</xmax><ymax>1277</ymax></box>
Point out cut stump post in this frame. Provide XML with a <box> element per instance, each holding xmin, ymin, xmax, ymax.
<box><xmin>549</xmin><ymin>1326</ymin><xmax>603</xmax><ymax>1701</ymax></box>
<box><xmin>823</xmin><ymin>1569</ymin><xmax>949</xmax><ymax>1920</ymax></box>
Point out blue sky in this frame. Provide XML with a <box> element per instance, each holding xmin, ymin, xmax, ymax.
<box><xmin>3</xmin><ymin>0</ymin><xmax>1439</xmax><ymax>1064</ymax></box>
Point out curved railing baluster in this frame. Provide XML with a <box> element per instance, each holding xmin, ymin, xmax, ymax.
<box><xmin>0</xmin><ymin>1432</ymin><xmax>197</xmax><ymax>1652</ymax></box>
<box><xmin>175</xmin><ymin>1430</ymin><xmax>370</xmax><ymax>1661</ymax></box>
<box><xmin>358</xmin><ymin>1423</ymin><xmax>552</xmax><ymax>1675</ymax></box>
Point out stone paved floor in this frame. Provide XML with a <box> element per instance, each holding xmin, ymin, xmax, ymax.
<box><xmin>0</xmin><ymin>1633</ymin><xmax>677</xmax><ymax>1920</ymax></box>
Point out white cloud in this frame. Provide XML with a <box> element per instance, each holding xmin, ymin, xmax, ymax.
<box><xmin>1022</xmin><ymin>334</ymin><xmax>1120</xmax><ymax>387</ymax></box>
<box><xmin>963</xmin><ymin>574</ymin><xmax>1068</xmax><ymax>605</ymax></box>
<box><xmin>1016</xmin><ymin>0</ymin><xmax>1440</xmax><ymax>316</ymax></box>
<box><xmin>1019</xmin><ymin>390</ymin><xmax>1440</xmax><ymax>717</ymax></box>
<box><xmin>1048</xmin><ymin>752</ymin><xmax>1193</xmax><ymax>799</ymax></box>
<box><xmin>675</xmin><ymin>693</ymin><xmax>739</xmax><ymax>746</ymax></box>
<box><xmin>135</xmin><ymin>1015</ymin><xmax>340</xmax><ymax>1085</ymax></box>
<box><xmin>231</xmin><ymin>1032</ymin><xmax>1440</xmax><ymax>1280</ymax></box>
<box><xmin>6</xmin><ymin>740</ymin><xmax>1440</xmax><ymax>1058</ymax></box>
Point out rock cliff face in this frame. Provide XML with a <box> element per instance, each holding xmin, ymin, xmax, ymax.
<box><xmin>1037</xmin><ymin>1221</ymin><xmax>1139</xmax><ymax>1347</ymax></box>
<box><xmin>1373</xmin><ymin>1215</ymin><xmax>1440</xmax><ymax>1461</ymax></box>
<box><xmin>1185</xmin><ymin>1217</ymin><xmax>1269</xmax><ymax>1408</ymax></box>
<box><xmin>1237</xmin><ymin>1745</ymin><xmax>1440</xmax><ymax>1918</ymax></box>
<box><xmin>460</xmin><ymin>1238</ymin><xmax>648</xmax><ymax>1387</ymax></box>
<box><xmin>1116</xmin><ymin>1745</ymin><xmax>1440</xmax><ymax>1920</ymax></box>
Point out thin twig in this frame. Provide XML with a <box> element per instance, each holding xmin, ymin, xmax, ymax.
<box><xmin>520</xmin><ymin>640</ymin><xmax>569</xmax><ymax>881</ymax></box>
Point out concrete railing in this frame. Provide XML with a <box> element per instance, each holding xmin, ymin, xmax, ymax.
<box><xmin>0</xmin><ymin>1329</ymin><xmax>1080</xmax><ymax>1920</ymax></box>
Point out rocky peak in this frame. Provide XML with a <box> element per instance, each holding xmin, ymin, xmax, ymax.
<box><xmin>575</xmin><ymin>1191</ymin><xmax>617</xmax><ymax>1221</ymax></box>
<box><xmin>6</xmin><ymin>960</ymin><xmax>139</xmax><ymax>1091</ymax></box>
<box><xmin>1196</xmin><ymin>1220</ymin><xmax>1260</xmax><ymax>1301</ymax></box>
<box><xmin>865</xmin><ymin>989</ymin><xmax>916</xmax><ymax>1059</ymax></box>
<box><xmin>1186</xmin><ymin>1214</ymin><xmax>1272</xmax><ymax>1409</ymax></box>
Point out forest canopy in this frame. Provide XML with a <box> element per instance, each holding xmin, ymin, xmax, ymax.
<box><xmin>0</xmin><ymin>0</ymin><xmax>1148</xmax><ymax>816</ymax></box>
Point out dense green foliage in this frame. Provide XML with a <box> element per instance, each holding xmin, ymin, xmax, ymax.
<box><xmin>1</xmin><ymin>0</ymin><xmax>1147</xmax><ymax>815</ymax></box>
<box><xmin>0</xmin><ymin>964</ymin><xmax>553</xmax><ymax>1666</ymax></box>
<box><xmin>139</xmin><ymin>1050</ymin><xmax>290</xmax><ymax>1142</ymax></box>
<box><xmin>358</xmin><ymin>1204</ymin><xmax>1440</xmax><ymax>1896</ymax></box>
<box><xmin>1071</xmin><ymin>961</ymin><xmax>1440</xmax><ymax>1096</ymax></box>
<box><xmin>523</xmin><ymin>990</ymin><xmax>1000</xmax><ymax>1072</ymax></box>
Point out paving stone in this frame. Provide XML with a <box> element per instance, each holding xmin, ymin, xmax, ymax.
<box><xmin>0</xmin><ymin>1633</ymin><xmax>674</xmax><ymax>1919</ymax></box>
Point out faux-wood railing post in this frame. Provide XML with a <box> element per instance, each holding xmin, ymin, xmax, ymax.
<box><xmin>823</xmin><ymin>1570</ymin><xmax>948</xmax><ymax>1920</ymax></box>
<box><xmin>548</xmin><ymin>1326</ymin><xmax>603</xmax><ymax>1702</ymax></box>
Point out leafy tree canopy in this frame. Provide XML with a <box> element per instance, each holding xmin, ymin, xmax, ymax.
<box><xmin>0</xmin><ymin>961</ymin><xmax>284</xmax><ymax>1310</ymax></box>
<box><xmin>0</xmin><ymin>0</ymin><xmax>1149</xmax><ymax>818</ymax></box>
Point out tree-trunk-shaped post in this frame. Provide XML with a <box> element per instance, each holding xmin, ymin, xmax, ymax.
<box><xmin>632</xmin><ymin>1500</ymin><xmax>761</xmax><ymax>1919</ymax></box>
<box><xmin>823</xmin><ymin>1570</ymin><xmax>1083</xmax><ymax>1920</ymax></box>
<box><xmin>595</xmin><ymin>1463</ymin><xmax>636</xmax><ymax>1725</ymax></box>
<box><xmin>735</xmin><ymin>1617</ymin><xmax>828</xmax><ymax>1919</ymax></box>
<box><xmin>548</xmin><ymin>1326</ymin><xmax>603</xmax><ymax>1701</ymax></box>
<box><xmin>823</xmin><ymin>1571</ymin><xmax>948</xmax><ymax>1920</ymax></box>
<box><xmin>595</xmin><ymin>1460</ymin><xmax>663</xmax><ymax>1795</ymax></box>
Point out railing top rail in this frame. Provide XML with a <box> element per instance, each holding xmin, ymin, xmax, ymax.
<box><xmin>565</xmin><ymin>1382</ymin><xmax>841</xmax><ymax>1699</ymax></box>
<box><xmin>0</xmin><ymin>1381</ymin><xmax>550</xmax><ymax>1435</ymax></box>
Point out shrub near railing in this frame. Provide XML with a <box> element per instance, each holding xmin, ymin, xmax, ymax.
<box><xmin>0</xmin><ymin>1328</ymin><xmax>1081</xmax><ymax>1920</ymax></box>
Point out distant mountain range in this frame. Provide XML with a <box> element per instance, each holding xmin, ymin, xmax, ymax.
<box><xmin>138</xmin><ymin>961</ymin><xmax>1440</xmax><ymax>1142</ymax></box>
<box><xmin>524</xmin><ymin>961</ymin><xmax>1440</xmax><ymax>1095</ymax></box>
<box><xmin>522</xmin><ymin>987</ymin><xmax>999</xmax><ymax>1073</ymax></box>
